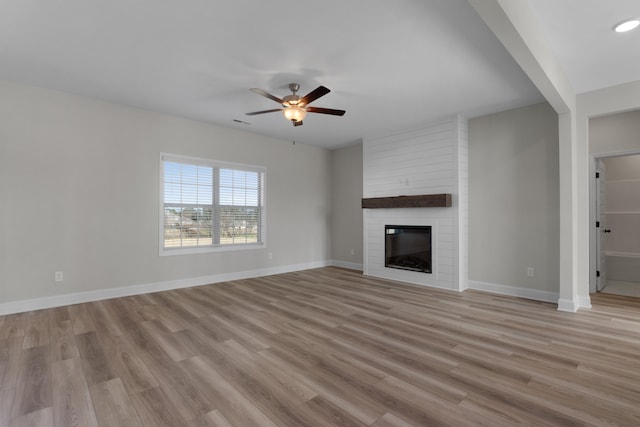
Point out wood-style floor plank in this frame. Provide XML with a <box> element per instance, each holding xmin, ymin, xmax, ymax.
<box><xmin>0</xmin><ymin>312</ymin><xmax>26</xmax><ymax>341</ymax></box>
<box><xmin>0</xmin><ymin>337</ymin><xmax>24</xmax><ymax>391</ymax></box>
<box><xmin>130</xmin><ymin>386</ymin><xmax>188</xmax><ymax>427</ymax></box>
<box><xmin>9</xmin><ymin>406</ymin><xmax>53</xmax><ymax>427</ymax></box>
<box><xmin>89</xmin><ymin>378</ymin><xmax>143</xmax><ymax>427</ymax></box>
<box><xmin>10</xmin><ymin>345</ymin><xmax>51</xmax><ymax>419</ymax></box>
<box><xmin>75</xmin><ymin>331</ymin><xmax>116</xmax><ymax>386</ymax></box>
<box><xmin>181</xmin><ymin>355</ymin><xmax>279</xmax><ymax>427</ymax></box>
<box><xmin>1</xmin><ymin>267</ymin><xmax>640</xmax><ymax>426</ymax></box>
<box><xmin>48</xmin><ymin>309</ymin><xmax>79</xmax><ymax>363</ymax></box>
<box><xmin>0</xmin><ymin>386</ymin><xmax>15</xmax><ymax>426</ymax></box>
<box><xmin>67</xmin><ymin>303</ymin><xmax>96</xmax><ymax>335</ymax></box>
<box><xmin>51</xmin><ymin>357</ymin><xmax>99</xmax><ymax>427</ymax></box>
<box><xmin>137</xmin><ymin>347</ymin><xmax>213</xmax><ymax>422</ymax></box>
<box><xmin>22</xmin><ymin>310</ymin><xmax>50</xmax><ymax>350</ymax></box>
<box><xmin>98</xmin><ymin>332</ymin><xmax>159</xmax><ymax>395</ymax></box>
<box><xmin>187</xmin><ymin>409</ymin><xmax>233</xmax><ymax>427</ymax></box>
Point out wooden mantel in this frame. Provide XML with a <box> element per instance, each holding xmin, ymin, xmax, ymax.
<box><xmin>361</xmin><ymin>194</ymin><xmax>451</xmax><ymax>209</ymax></box>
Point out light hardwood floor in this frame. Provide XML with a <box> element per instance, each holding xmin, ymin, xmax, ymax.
<box><xmin>2</xmin><ymin>267</ymin><xmax>640</xmax><ymax>426</ymax></box>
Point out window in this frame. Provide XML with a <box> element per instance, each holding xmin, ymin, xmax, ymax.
<box><xmin>160</xmin><ymin>153</ymin><xmax>265</xmax><ymax>255</ymax></box>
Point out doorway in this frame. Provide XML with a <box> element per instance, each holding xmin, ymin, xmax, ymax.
<box><xmin>595</xmin><ymin>153</ymin><xmax>640</xmax><ymax>297</ymax></box>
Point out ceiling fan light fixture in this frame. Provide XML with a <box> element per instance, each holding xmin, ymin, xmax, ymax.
<box><xmin>613</xmin><ymin>18</ymin><xmax>640</xmax><ymax>33</ymax></box>
<box><xmin>283</xmin><ymin>106</ymin><xmax>306</xmax><ymax>123</ymax></box>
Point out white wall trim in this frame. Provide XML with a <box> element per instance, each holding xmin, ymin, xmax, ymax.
<box><xmin>1</xmin><ymin>261</ymin><xmax>589</xmax><ymax>316</ymax></box>
<box><xmin>368</xmin><ymin>272</ymin><xmax>457</xmax><ymax>292</ymax></box>
<box><xmin>468</xmin><ymin>280</ymin><xmax>559</xmax><ymax>304</ymax></box>
<box><xmin>557</xmin><ymin>298</ymin><xmax>579</xmax><ymax>313</ymax></box>
<box><xmin>330</xmin><ymin>260</ymin><xmax>364</xmax><ymax>271</ymax></box>
<box><xmin>0</xmin><ymin>261</ymin><xmax>329</xmax><ymax>316</ymax></box>
<box><xmin>578</xmin><ymin>296</ymin><xmax>592</xmax><ymax>309</ymax></box>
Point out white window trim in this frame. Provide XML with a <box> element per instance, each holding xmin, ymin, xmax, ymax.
<box><xmin>159</xmin><ymin>152</ymin><xmax>267</xmax><ymax>256</ymax></box>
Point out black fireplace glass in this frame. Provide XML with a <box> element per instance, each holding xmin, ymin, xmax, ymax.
<box><xmin>385</xmin><ymin>225</ymin><xmax>432</xmax><ymax>273</ymax></box>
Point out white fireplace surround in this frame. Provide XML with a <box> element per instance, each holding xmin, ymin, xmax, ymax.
<box><xmin>363</xmin><ymin>116</ymin><xmax>468</xmax><ymax>291</ymax></box>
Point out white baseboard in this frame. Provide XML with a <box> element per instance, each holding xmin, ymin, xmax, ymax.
<box><xmin>330</xmin><ymin>260</ymin><xmax>364</xmax><ymax>271</ymax></box>
<box><xmin>365</xmin><ymin>272</ymin><xmax>456</xmax><ymax>292</ymax></box>
<box><xmin>578</xmin><ymin>296</ymin><xmax>592</xmax><ymax>309</ymax></box>
<box><xmin>557</xmin><ymin>296</ymin><xmax>592</xmax><ymax>312</ymax></box>
<box><xmin>557</xmin><ymin>298</ymin><xmax>579</xmax><ymax>313</ymax></box>
<box><xmin>468</xmin><ymin>280</ymin><xmax>560</xmax><ymax>304</ymax></box>
<box><xmin>0</xmin><ymin>264</ymin><xmax>590</xmax><ymax>316</ymax></box>
<box><xmin>0</xmin><ymin>260</ymin><xmax>330</xmax><ymax>316</ymax></box>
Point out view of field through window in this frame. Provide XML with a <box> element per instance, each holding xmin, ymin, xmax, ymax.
<box><xmin>163</xmin><ymin>160</ymin><xmax>262</xmax><ymax>249</ymax></box>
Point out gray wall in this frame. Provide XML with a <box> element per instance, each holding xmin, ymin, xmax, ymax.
<box><xmin>590</xmin><ymin>110</ymin><xmax>640</xmax><ymax>156</ymax></box>
<box><xmin>0</xmin><ymin>80</ymin><xmax>331</xmax><ymax>304</ymax></box>
<box><xmin>330</xmin><ymin>143</ymin><xmax>363</xmax><ymax>268</ymax></box>
<box><xmin>468</xmin><ymin>102</ymin><xmax>559</xmax><ymax>292</ymax></box>
<box><xmin>603</xmin><ymin>154</ymin><xmax>640</xmax><ymax>181</ymax></box>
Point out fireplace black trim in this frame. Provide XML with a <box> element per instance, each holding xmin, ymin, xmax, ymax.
<box><xmin>385</xmin><ymin>225</ymin><xmax>432</xmax><ymax>274</ymax></box>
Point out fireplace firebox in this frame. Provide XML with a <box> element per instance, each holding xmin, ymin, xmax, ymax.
<box><xmin>385</xmin><ymin>225</ymin><xmax>432</xmax><ymax>273</ymax></box>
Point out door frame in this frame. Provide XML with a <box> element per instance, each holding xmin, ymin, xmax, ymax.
<box><xmin>590</xmin><ymin>150</ymin><xmax>640</xmax><ymax>294</ymax></box>
<box><xmin>595</xmin><ymin>159</ymin><xmax>606</xmax><ymax>292</ymax></box>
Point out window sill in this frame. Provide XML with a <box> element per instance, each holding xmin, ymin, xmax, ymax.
<box><xmin>159</xmin><ymin>242</ymin><xmax>265</xmax><ymax>256</ymax></box>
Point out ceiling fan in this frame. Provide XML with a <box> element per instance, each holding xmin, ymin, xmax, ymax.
<box><xmin>246</xmin><ymin>83</ymin><xmax>345</xmax><ymax>127</ymax></box>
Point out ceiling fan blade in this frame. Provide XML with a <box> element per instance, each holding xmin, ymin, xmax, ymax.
<box><xmin>306</xmin><ymin>106</ymin><xmax>346</xmax><ymax>116</ymax></box>
<box><xmin>245</xmin><ymin>108</ymin><xmax>282</xmax><ymax>116</ymax></box>
<box><xmin>299</xmin><ymin>86</ymin><xmax>330</xmax><ymax>106</ymax></box>
<box><xmin>249</xmin><ymin>88</ymin><xmax>284</xmax><ymax>104</ymax></box>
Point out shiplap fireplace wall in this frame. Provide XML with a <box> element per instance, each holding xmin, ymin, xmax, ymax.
<box><xmin>363</xmin><ymin>116</ymin><xmax>468</xmax><ymax>291</ymax></box>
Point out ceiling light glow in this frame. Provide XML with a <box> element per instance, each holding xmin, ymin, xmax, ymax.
<box><xmin>613</xmin><ymin>18</ymin><xmax>640</xmax><ymax>33</ymax></box>
<box><xmin>282</xmin><ymin>106</ymin><xmax>306</xmax><ymax>123</ymax></box>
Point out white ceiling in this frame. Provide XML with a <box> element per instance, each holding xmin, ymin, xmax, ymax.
<box><xmin>0</xmin><ymin>1</ymin><xmax>637</xmax><ymax>148</ymax></box>
<box><xmin>529</xmin><ymin>0</ymin><xmax>640</xmax><ymax>94</ymax></box>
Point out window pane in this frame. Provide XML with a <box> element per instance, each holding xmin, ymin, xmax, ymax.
<box><xmin>164</xmin><ymin>181</ymin><xmax>182</xmax><ymax>204</ymax></box>
<box><xmin>181</xmin><ymin>164</ymin><xmax>198</xmax><ymax>185</ymax></box>
<box><xmin>220</xmin><ymin>187</ymin><xmax>233</xmax><ymax>205</ymax></box>
<box><xmin>246</xmin><ymin>172</ymin><xmax>258</xmax><ymax>189</ymax></box>
<box><xmin>164</xmin><ymin>206</ymin><xmax>192</xmax><ymax>248</ymax></box>
<box><xmin>219</xmin><ymin>169</ymin><xmax>233</xmax><ymax>186</ymax></box>
<box><xmin>197</xmin><ymin>166</ymin><xmax>212</xmax><ymax>185</ymax></box>
<box><xmin>163</xmin><ymin>206</ymin><xmax>213</xmax><ymax>248</ymax></box>
<box><xmin>219</xmin><ymin>206</ymin><xmax>259</xmax><ymax>245</ymax></box>
<box><xmin>245</xmin><ymin>189</ymin><xmax>258</xmax><ymax>206</ymax></box>
<box><xmin>164</xmin><ymin>162</ymin><xmax>182</xmax><ymax>182</ymax></box>
<box><xmin>163</xmin><ymin>162</ymin><xmax>213</xmax><ymax>205</ymax></box>
<box><xmin>219</xmin><ymin>169</ymin><xmax>260</xmax><ymax>207</ymax></box>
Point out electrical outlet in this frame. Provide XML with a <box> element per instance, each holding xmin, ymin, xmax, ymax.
<box><xmin>268</xmin><ymin>252</ymin><xmax>273</xmax><ymax>260</ymax></box>
<box><xmin>350</xmin><ymin>248</ymin><xmax>355</xmax><ymax>256</ymax></box>
<box><xmin>526</xmin><ymin>267</ymin><xmax>534</xmax><ymax>277</ymax></box>
<box><xmin>55</xmin><ymin>271</ymin><xmax>64</xmax><ymax>282</ymax></box>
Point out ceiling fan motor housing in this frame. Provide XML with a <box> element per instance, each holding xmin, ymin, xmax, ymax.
<box><xmin>283</xmin><ymin>83</ymin><xmax>302</xmax><ymax>107</ymax></box>
<box><xmin>282</xmin><ymin>94</ymin><xmax>301</xmax><ymax>107</ymax></box>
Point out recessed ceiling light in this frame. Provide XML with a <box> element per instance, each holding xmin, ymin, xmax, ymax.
<box><xmin>613</xmin><ymin>18</ymin><xmax>640</xmax><ymax>33</ymax></box>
